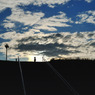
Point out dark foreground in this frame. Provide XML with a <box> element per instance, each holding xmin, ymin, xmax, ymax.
<box><xmin>0</xmin><ymin>60</ymin><xmax>95</xmax><ymax>95</ymax></box>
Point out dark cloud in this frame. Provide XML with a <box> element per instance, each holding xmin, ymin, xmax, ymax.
<box><xmin>17</xmin><ymin>33</ymin><xmax>63</xmax><ymax>43</ymax></box>
<box><xmin>42</xmin><ymin>49</ymin><xmax>71</xmax><ymax>57</ymax></box>
<box><xmin>14</xmin><ymin>41</ymin><xmax>77</xmax><ymax>57</ymax></box>
<box><xmin>88</xmin><ymin>33</ymin><xmax>94</xmax><ymax>37</ymax></box>
<box><xmin>90</xmin><ymin>42</ymin><xmax>95</xmax><ymax>47</ymax></box>
<box><xmin>14</xmin><ymin>38</ymin><xmax>82</xmax><ymax>57</ymax></box>
<box><xmin>64</xmin><ymin>35</ymin><xmax>71</xmax><ymax>39</ymax></box>
<box><xmin>14</xmin><ymin>32</ymin><xmax>83</xmax><ymax>57</ymax></box>
<box><xmin>41</xmin><ymin>34</ymin><xmax>62</xmax><ymax>40</ymax></box>
<box><xmin>17</xmin><ymin>36</ymin><xmax>36</xmax><ymax>42</ymax></box>
<box><xmin>42</xmin><ymin>48</ymin><xmax>81</xmax><ymax>57</ymax></box>
<box><xmin>15</xmin><ymin>42</ymin><xmax>67</xmax><ymax>51</ymax></box>
<box><xmin>55</xmin><ymin>33</ymin><xmax>63</xmax><ymax>37</ymax></box>
<box><xmin>76</xmin><ymin>32</ymin><xmax>84</xmax><ymax>38</ymax></box>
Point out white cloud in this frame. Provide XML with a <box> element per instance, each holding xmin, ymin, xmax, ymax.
<box><xmin>0</xmin><ymin>31</ymin><xmax>18</xmax><ymax>40</ymax></box>
<box><xmin>33</xmin><ymin>12</ymin><xmax>73</xmax><ymax>31</ymax></box>
<box><xmin>33</xmin><ymin>0</ymin><xmax>70</xmax><ymax>7</ymax></box>
<box><xmin>3</xmin><ymin>8</ymin><xmax>72</xmax><ymax>32</ymax></box>
<box><xmin>3</xmin><ymin>22</ymin><xmax>15</xmax><ymax>28</ymax></box>
<box><xmin>4</xmin><ymin>8</ymin><xmax>44</xmax><ymax>26</ymax></box>
<box><xmin>76</xmin><ymin>10</ymin><xmax>95</xmax><ymax>24</ymax></box>
<box><xmin>0</xmin><ymin>0</ymin><xmax>70</xmax><ymax>12</ymax></box>
<box><xmin>0</xmin><ymin>0</ymin><xmax>71</xmax><ymax>32</ymax></box>
<box><xmin>85</xmin><ymin>0</ymin><xmax>93</xmax><ymax>3</ymax></box>
<box><xmin>2</xmin><ymin>7</ymin><xmax>45</xmax><ymax>33</ymax></box>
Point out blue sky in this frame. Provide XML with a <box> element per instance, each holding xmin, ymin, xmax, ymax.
<box><xmin>0</xmin><ymin>0</ymin><xmax>95</xmax><ymax>61</ymax></box>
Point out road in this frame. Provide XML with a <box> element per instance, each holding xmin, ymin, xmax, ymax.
<box><xmin>0</xmin><ymin>60</ymin><xmax>95</xmax><ymax>95</ymax></box>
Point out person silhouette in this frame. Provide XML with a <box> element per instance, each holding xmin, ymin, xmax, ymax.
<box><xmin>34</xmin><ymin>57</ymin><xmax>36</xmax><ymax>62</ymax></box>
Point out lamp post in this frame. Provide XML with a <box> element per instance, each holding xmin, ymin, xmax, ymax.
<box><xmin>5</xmin><ymin>44</ymin><xmax>9</xmax><ymax>61</ymax></box>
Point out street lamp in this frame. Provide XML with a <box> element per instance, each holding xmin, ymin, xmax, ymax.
<box><xmin>5</xmin><ymin>44</ymin><xmax>9</xmax><ymax>61</ymax></box>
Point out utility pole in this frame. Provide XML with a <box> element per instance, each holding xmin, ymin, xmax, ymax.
<box><xmin>5</xmin><ymin>44</ymin><xmax>9</xmax><ymax>61</ymax></box>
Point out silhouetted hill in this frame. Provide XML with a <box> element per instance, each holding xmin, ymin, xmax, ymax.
<box><xmin>0</xmin><ymin>60</ymin><xmax>95</xmax><ymax>95</ymax></box>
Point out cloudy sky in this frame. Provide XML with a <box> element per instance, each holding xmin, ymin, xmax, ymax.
<box><xmin>0</xmin><ymin>0</ymin><xmax>95</xmax><ymax>61</ymax></box>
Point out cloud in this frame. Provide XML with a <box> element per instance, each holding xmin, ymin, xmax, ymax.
<box><xmin>85</xmin><ymin>0</ymin><xmax>93</xmax><ymax>3</ymax></box>
<box><xmin>33</xmin><ymin>12</ymin><xmax>73</xmax><ymax>31</ymax></box>
<box><xmin>1</xmin><ymin>8</ymin><xmax>44</xmax><ymax>33</ymax></box>
<box><xmin>1</xmin><ymin>31</ymin><xmax>95</xmax><ymax>60</ymax></box>
<box><xmin>2</xmin><ymin>8</ymin><xmax>73</xmax><ymax>33</ymax></box>
<box><xmin>3</xmin><ymin>8</ymin><xmax>45</xmax><ymax>26</ymax></box>
<box><xmin>0</xmin><ymin>0</ymin><xmax>71</xmax><ymax>34</ymax></box>
<box><xmin>0</xmin><ymin>0</ymin><xmax>70</xmax><ymax>12</ymax></box>
<box><xmin>76</xmin><ymin>10</ymin><xmax>95</xmax><ymax>24</ymax></box>
<box><xmin>32</xmin><ymin>0</ymin><xmax>70</xmax><ymax>7</ymax></box>
<box><xmin>12</xmin><ymin>33</ymin><xmax>76</xmax><ymax>58</ymax></box>
<box><xmin>3</xmin><ymin>22</ymin><xmax>15</xmax><ymax>28</ymax></box>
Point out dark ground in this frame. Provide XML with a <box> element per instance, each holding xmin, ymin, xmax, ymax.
<box><xmin>0</xmin><ymin>60</ymin><xmax>95</xmax><ymax>95</ymax></box>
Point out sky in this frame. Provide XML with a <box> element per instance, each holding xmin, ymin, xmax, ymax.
<box><xmin>0</xmin><ymin>0</ymin><xmax>95</xmax><ymax>61</ymax></box>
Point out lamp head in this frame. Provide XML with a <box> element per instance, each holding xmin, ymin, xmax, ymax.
<box><xmin>5</xmin><ymin>44</ymin><xmax>9</xmax><ymax>48</ymax></box>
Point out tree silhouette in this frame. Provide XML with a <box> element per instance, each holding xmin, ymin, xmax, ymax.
<box><xmin>5</xmin><ymin>44</ymin><xmax>9</xmax><ymax>61</ymax></box>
